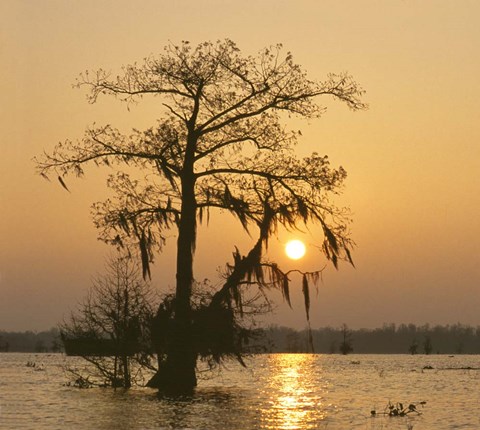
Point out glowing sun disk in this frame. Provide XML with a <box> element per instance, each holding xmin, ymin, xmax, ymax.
<box><xmin>285</xmin><ymin>240</ymin><xmax>306</xmax><ymax>260</ymax></box>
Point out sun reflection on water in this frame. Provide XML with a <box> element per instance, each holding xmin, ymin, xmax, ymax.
<box><xmin>260</xmin><ymin>354</ymin><xmax>329</xmax><ymax>429</ymax></box>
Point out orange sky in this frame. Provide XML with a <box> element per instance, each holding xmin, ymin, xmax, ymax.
<box><xmin>1</xmin><ymin>0</ymin><xmax>479</xmax><ymax>331</ymax></box>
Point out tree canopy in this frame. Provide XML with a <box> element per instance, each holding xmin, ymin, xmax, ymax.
<box><xmin>35</xmin><ymin>39</ymin><xmax>366</xmax><ymax>391</ymax></box>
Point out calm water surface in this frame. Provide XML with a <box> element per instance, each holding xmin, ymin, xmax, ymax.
<box><xmin>1</xmin><ymin>353</ymin><xmax>479</xmax><ymax>429</ymax></box>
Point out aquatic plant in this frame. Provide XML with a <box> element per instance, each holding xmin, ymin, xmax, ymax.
<box><xmin>370</xmin><ymin>400</ymin><xmax>427</xmax><ymax>417</ymax></box>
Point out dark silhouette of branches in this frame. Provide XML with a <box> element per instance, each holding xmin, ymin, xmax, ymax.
<box><xmin>60</xmin><ymin>253</ymin><xmax>158</xmax><ymax>388</ymax></box>
<box><xmin>36</xmin><ymin>39</ymin><xmax>366</xmax><ymax>391</ymax></box>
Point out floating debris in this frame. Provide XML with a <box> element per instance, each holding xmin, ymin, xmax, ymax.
<box><xmin>26</xmin><ymin>361</ymin><xmax>45</xmax><ymax>371</ymax></box>
<box><xmin>64</xmin><ymin>376</ymin><xmax>93</xmax><ymax>389</ymax></box>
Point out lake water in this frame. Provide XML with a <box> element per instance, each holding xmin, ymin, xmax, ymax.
<box><xmin>1</xmin><ymin>353</ymin><xmax>479</xmax><ymax>429</ymax></box>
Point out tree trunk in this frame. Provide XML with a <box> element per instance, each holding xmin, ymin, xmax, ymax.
<box><xmin>122</xmin><ymin>355</ymin><xmax>131</xmax><ymax>388</ymax></box>
<box><xmin>149</xmin><ymin>132</ymin><xmax>198</xmax><ymax>393</ymax></box>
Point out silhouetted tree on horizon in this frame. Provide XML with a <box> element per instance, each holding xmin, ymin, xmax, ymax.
<box><xmin>408</xmin><ymin>339</ymin><xmax>418</xmax><ymax>355</ymax></box>
<box><xmin>339</xmin><ymin>323</ymin><xmax>354</xmax><ymax>355</ymax></box>
<box><xmin>423</xmin><ymin>335</ymin><xmax>433</xmax><ymax>355</ymax></box>
<box><xmin>36</xmin><ymin>39</ymin><xmax>366</xmax><ymax>392</ymax></box>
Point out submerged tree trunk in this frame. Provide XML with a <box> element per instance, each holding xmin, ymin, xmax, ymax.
<box><xmin>148</xmin><ymin>320</ymin><xmax>197</xmax><ymax>393</ymax></box>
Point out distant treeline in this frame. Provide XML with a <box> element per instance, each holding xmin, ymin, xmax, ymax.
<box><xmin>0</xmin><ymin>328</ymin><xmax>62</xmax><ymax>353</ymax></box>
<box><xmin>2</xmin><ymin>323</ymin><xmax>480</xmax><ymax>354</ymax></box>
<box><xmin>259</xmin><ymin>323</ymin><xmax>480</xmax><ymax>354</ymax></box>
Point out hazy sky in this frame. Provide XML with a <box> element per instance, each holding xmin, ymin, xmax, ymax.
<box><xmin>1</xmin><ymin>0</ymin><xmax>479</xmax><ymax>331</ymax></box>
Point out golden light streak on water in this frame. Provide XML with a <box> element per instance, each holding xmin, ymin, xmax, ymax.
<box><xmin>260</xmin><ymin>354</ymin><xmax>327</xmax><ymax>429</ymax></box>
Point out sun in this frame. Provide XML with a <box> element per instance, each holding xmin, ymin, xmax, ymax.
<box><xmin>285</xmin><ymin>240</ymin><xmax>306</xmax><ymax>260</ymax></box>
